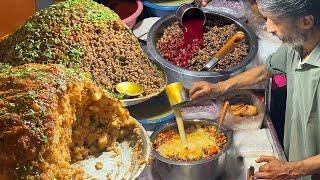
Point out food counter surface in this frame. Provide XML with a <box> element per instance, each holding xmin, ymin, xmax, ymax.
<box><xmin>138</xmin><ymin>115</ymin><xmax>286</xmax><ymax>180</ymax></box>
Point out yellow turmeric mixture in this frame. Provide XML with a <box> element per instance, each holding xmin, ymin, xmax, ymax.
<box><xmin>154</xmin><ymin>125</ymin><xmax>227</xmax><ymax>161</ymax></box>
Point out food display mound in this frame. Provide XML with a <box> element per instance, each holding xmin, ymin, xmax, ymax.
<box><xmin>156</xmin><ymin>20</ymin><xmax>249</xmax><ymax>71</ymax></box>
<box><xmin>0</xmin><ymin>0</ymin><xmax>166</xmax><ymax>99</ymax></box>
<box><xmin>0</xmin><ymin>64</ymin><xmax>145</xmax><ymax>179</ymax></box>
<box><xmin>153</xmin><ymin>124</ymin><xmax>227</xmax><ymax>161</ymax></box>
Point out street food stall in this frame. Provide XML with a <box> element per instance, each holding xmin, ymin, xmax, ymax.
<box><xmin>0</xmin><ymin>0</ymin><xmax>289</xmax><ymax>179</ymax></box>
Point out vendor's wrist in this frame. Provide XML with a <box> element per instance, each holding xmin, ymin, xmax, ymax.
<box><xmin>211</xmin><ymin>81</ymin><xmax>227</xmax><ymax>96</ymax></box>
<box><xmin>287</xmin><ymin>161</ymin><xmax>305</xmax><ymax>178</ymax></box>
<box><xmin>220</xmin><ymin>80</ymin><xmax>233</xmax><ymax>93</ymax></box>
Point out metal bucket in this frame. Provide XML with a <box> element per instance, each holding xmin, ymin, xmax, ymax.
<box><xmin>176</xmin><ymin>3</ymin><xmax>206</xmax><ymax>26</ymax></box>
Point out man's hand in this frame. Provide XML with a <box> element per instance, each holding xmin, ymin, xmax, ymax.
<box><xmin>255</xmin><ymin>156</ymin><xmax>298</xmax><ymax>180</ymax></box>
<box><xmin>195</xmin><ymin>0</ymin><xmax>212</xmax><ymax>7</ymax></box>
<box><xmin>189</xmin><ymin>65</ymin><xmax>269</xmax><ymax>100</ymax></box>
<box><xmin>189</xmin><ymin>81</ymin><xmax>229</xmax><ymax>100</ymax></box>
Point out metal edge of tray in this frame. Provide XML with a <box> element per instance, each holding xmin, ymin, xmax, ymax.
<box><xmin>263</xmin><ymin>115</ymin><xmax>287</xmax><ymax>161</ymax></box>
<box><xmin>133</xmin><ymin>122</ymin><xmax>152</xmax><ymax>179</ymax></box>
<box><xmin>262</xmin><ymin>78</ymin><xmax>286</xmax><ymax>160</ymax></box>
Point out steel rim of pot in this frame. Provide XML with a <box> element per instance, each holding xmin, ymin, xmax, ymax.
<box><xmin>150</xmin><ymin>119</ymin><xmax>233</xmax><ymax>166</ymax></box>
<box><xmin>147</xmin><ymin>11</ymin><xmax>259</xmax><ymax>77</ymax></box>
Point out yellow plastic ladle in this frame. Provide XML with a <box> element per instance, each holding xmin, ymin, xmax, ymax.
<box><xmin>115</xmin><ymin>82</ymin><xmax>143</xmax><ymax>97</ymax></box>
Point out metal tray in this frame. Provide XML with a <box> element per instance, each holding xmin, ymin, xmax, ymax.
<box><xmin>73</xmin><ymin>123</ymin><xmax>151</xmax><ymax>179</ymax></box>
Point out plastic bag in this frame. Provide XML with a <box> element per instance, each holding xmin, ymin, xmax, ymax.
<box><xmin>180</xmin><ymin>99</ymin><xmax>222</xmax><ymax>120</ymax></box>
<box><xmin>180</xmin><ymin>90</ymin><xmax>265</xmax><ymax>131</ymax></box>
<box><xmin>219</xmin><ymin>90</ymin><xmax>265</xmax><ymax>131</ymax></box>
<box><xmin>203</xmin><ymin>0</ymin><xmax>245</xmax><ymax>18</ymax></box>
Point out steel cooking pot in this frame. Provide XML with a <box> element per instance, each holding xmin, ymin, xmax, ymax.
<box><xmin>150</xmin><ymin>119</ymin><xmax>233</xmax><ymax>180</ymax></box>
<box><xmin>147</xmin><ymin>11</ymin><xmax>258</xmax><ymax>89</ymax></box>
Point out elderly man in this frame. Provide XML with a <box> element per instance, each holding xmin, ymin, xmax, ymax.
<box><xmin>191</xmin><ymin>0</ymin><xmax>320</xmax><ymax>179</ymax></box>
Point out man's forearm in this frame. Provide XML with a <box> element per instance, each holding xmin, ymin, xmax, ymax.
<box><xmin>218</xmin><ymin>65</ymin><xmax>272</xmax><ymax>93</ymax></box>
<box><xmin>290</xmin><ymin>155</ymin><xmax>320</xmax><ymax>177</ymax></box>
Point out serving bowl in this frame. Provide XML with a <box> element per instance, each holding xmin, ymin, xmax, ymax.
<box><xmin>122</xmin><ymin>0</ymin><xmax>144</xmax><ymax>28</ymax></box>
<box><xmin>100</xmin><ymin>0</ymin><xmax>143</xmax><ymax>28</ymax></box>
<box><xmin>150</xmin><ymin>119</ymin><xmax>233</xmax><ymax>180</ymax></box>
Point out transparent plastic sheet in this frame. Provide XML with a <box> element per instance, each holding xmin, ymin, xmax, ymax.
<box><xmin>203</xmin><ymin>0</ymin><xmax>245</xmax><ymax>18</ymax></box>
<box><xmin>219</xmin><ymin>90</ymin><xmax>265</xmax><ymax>131</ymax></box>
<box><xmin>180</xmin><ymin>99</ymin><xmax>222</xmax><ymax>120</ymax></box>
<box><xmin>181</xmin><ymin>90</ymin><xmax>265</xmax><ymax>131</ymax></box>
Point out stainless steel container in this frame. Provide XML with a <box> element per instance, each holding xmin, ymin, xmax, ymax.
<box><xmin>176</xmin><ymin>3</ymin><xmax>206</xmax><ymax>26</ymax></box>
<box><xmin>164</xmin><ymin>82</ymin><xmax>189</xmax><ymax>107</ymax></box>
<box><xmin>147</xmin><ymin>12</ymin><xmax>258</xmax><ymax>89</ymax></box>
<box><xmin>150</xmin><ymin>119</ymin><xmax>233</xmax><ymax>180</ymax></box>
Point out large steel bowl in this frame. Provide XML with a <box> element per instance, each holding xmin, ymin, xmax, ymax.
<box><xmin>150</xmin><ymin>119</ymin><xmax>233</xmax><ymax>180</ymax></box>
<box><xmin>147</xmin><ymin>11</ymin><xmax>258</xmax><ymax>88</ymax></box>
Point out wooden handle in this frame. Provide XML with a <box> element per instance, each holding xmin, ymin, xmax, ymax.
<box><xmin>219</xmin><ymin>101</ymin><xmax>229</xmax><ymax>125</ymax></box>
<box><xmin>215</xmin><ymin>31</ymin><xmax>246</xmax><ymax>60</ymax></box>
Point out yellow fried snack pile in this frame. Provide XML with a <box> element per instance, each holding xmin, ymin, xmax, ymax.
<box><xmin>229</xmin><ymin>103</ymin><xmax>258</xmax><ymax>117</ymax></box>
